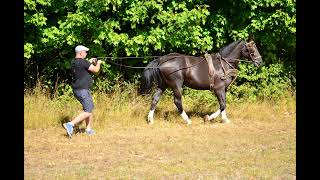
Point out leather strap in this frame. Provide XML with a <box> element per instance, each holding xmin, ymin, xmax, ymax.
<box><xmin>204</xmin><ymin>53</ymin><xmax>215</xmax><ymax>91</ymax></box>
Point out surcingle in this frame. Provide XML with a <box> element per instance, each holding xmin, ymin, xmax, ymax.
<box><xmin>204</xmin><ymin>52</ymin><xmax>216</xmax><ymax>91</ymax></box>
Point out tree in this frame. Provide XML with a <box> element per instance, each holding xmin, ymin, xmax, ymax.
<box><xmin>24</xmin><ymin>0</ymin><xmax>296</xmax><ymax>97</ymax></box>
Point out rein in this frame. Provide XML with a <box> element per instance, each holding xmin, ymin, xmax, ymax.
<box><xmin>95</xmin><ymin>42</ymin><xmax>260</xmax><ymax>72</ymax></box>
<box><xmin>167</xmin><ymin>57</ymin><xmax>206</xmax><ymax>75</ymax></box>
<box><xmin>217</xmin><ymin>54</ymin><xmax>247</xmax><ymax>87</ymax></box>
<box><xmin>232</xmin><ymin>55</ymin><xmax>261</xmax><ymax>63</ymax></box>
<box><xmin>97</xmin><ymin>56</ymin><xmax>206</xmax><ymax>70</ymax></box>
<box><xmin>97</xmin><ymin>57</ymin><xmax>161</xmax><ymax>69</ymax></box>
<box><xmin>218</xmin><ymin>56</ymin><xmax>238</xmax><ymax>87</ymax></box>
<box><xmin>97</xmin><ymin>56</ymin><xmax>162</xmax><ymax>60</ymax></box>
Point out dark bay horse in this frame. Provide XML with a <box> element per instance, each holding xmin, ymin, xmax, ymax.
<box><xmin>139</xmin><ymin>39</ymin><xmax>263</xmax><ymax>125</ymax></box>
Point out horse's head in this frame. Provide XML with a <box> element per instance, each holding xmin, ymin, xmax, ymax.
<box><xmin>241</xmin><ymin>40</ymin><xmax>263</xmax><ymax>67</ymax></box>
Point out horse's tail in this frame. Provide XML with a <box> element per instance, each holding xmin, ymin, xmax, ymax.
<box><xmin>139</xmin><ymin>58</ymin><xmax>164</xmax><ymax>94</ymax></box>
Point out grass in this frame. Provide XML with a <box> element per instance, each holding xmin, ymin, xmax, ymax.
<box><xmin>24</xmin><ymin>86</ymin><xmax>296</xmax><ymax>179</ymax></box>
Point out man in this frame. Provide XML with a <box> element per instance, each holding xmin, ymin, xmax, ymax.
<box><xmin>63</xmin><ymin>45</ymin><xmax>102</xmax><ymax>138</ymax></box>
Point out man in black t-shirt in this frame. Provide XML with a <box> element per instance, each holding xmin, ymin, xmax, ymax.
<box><xmin>63</xmin><ymin>45</ymin><xmax>102</xmax><ymax>138</ymax></box>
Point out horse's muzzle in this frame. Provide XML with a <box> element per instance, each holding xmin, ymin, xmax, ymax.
<box><xmin>254</xmin><ymin>59</ymin><xmax>263</xmax><ymax>67</ymax></box>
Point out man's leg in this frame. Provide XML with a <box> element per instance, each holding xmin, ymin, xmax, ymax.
<box><xmin>85</xmin><ymin>113</ymin><xmax>93</xmax><ymax>130</ymax></box>
<box><xmin>70</xmin><ymin>112</ymin><xmax>92</xmax><ymax>126</ymax></box>
<box><xmin>73</xmin><ymin>89</ymin><xmax>94</xmax><ymax>127</ymax></box>
<box><xmin>76</xmin><ymin>89</ymin><xmax>95</xmax><ymax>135</ymax></box>
<box><xmin>63</xmin><ymin>112</ymin><xmax>91</xmax><ymax>138</ymax></box>
<box><xmin>64</xmin><ymin>89</ymin><xmax>94</xmax><ymax>137</ymax></box>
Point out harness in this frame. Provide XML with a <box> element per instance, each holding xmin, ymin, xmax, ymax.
<box><xmin>204</xmin><ymin>52</ymin><xmax>238</xmax><ymax>91</ymax></box>
<box><xmin>204</xmin><ymin>41</ymin><xmax>262</xmax><ymax>91</ymax></box>
<box><xmin>204</xmin><ymin>53</ymin><xmax>216</xmax><ymax>90</ymax></box>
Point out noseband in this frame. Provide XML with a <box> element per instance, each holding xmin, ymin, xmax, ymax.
<box><xmin>245</xmin><ymin>41</ymin><xmax>262</xmax><ymax>61</ymax></box>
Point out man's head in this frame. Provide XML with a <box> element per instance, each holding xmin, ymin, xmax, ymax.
<box><xmin>75</xmin><ymin>45</ymin><xmax>89</xmax><ymax>58</ymax></box>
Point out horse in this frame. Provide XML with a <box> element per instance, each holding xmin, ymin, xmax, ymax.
<box><xmin>139</xmin><ymin>38</ymin><xmax>263</xmax><ymax>125</ymax></box>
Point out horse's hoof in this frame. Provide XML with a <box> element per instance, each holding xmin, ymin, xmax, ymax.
<box><xmin>204</xmin><ymin>115</ymin><xmax>210</xmax><ymax>123</ymax></box>
<box><xmin>221</xmin><ymin>119</ymin><xmax>231</xmax><ymax>123</ymax></box>
<box><xmin>148</xmin><ymin>117</ymin><xmax>154</xmax><ymax>125</ymax></box>
<box><xmin>148</xmin><ymin>119</ymin><xmax>154</xmax><ymax>124</ymax></box>
<box><xmin>186</xmin><ymin>120</ymin><xmax>192</xmax><ymax>126</ymax></box>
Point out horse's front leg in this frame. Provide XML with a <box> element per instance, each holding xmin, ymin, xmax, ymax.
<box><xmin>148</xmin><ymin>88</ymin><xmax>165</xmax><ymax>124</ymax></box>
<box><xmin>205</xmin><ymin>88</ymin><xmax>230</xmax><ymax>123</ymax></box>
<box><xmin>173</xmin><ymin>88</ymin><xmax>191</xmax><ymax>125</ymax></box>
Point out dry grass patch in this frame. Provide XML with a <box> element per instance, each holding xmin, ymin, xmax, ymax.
<box><xmin>25</xmin><ymin>91</ymin><xmax>295</xmax><ymax>179</ymax></box>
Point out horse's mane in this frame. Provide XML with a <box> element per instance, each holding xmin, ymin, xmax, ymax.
<box><xmin>218</xmin><ymin>40</ymin><xmax>243</xmax><ymax>57</ymax></box>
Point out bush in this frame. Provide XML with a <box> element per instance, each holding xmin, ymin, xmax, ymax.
<box><xmin>229</xmin><ymin>62</ymin><xmax>293</xmax><ymax>100</ymax></box>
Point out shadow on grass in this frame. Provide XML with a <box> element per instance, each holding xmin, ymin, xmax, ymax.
<box><xmin>59</xmin><ymin>116</ymin><xmax>86</xmax><ymax>136</ymax></box>
<box><xmin>155</xmin><ymin>107</ymin><xmax>221</xmax><ymax>124</ymax></box>
<box><xmin>59</xmin><ymin>116</ymin><xmax>70</xmax><ymax>125</ymax></box>
<box><xmin>187</xmin><ymin>110</ymin><xmax>222</xmax><ymax>123</ymax></box>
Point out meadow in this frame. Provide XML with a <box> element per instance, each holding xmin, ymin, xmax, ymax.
<box><xmin>24</xmin><ymin>86</ymin><xmax>296</xmax><ymax>179</ymax></box>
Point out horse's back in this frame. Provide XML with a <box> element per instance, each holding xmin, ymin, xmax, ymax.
<box><xmin>159</xmin><ymin>53</ymin><xmax>186</xmax><ymax>64</ymax></box>
<box><xmin>157</xmin><ymin>53</ymin><xmax>211</xmax><ymax>90</ymax></box>
<box><xmin>159</xmin><ymin>53</ymin><xmax>226</xmax><ymax>90</ymax></box>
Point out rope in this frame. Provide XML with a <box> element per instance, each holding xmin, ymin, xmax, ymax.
<box><xmin>97</xmin><ymin>57</ymin><xmax>160</xmax><ymax>69</ymax></box>
<box><xmin>96</xmin><ymin>56</ymin><xmax>162</xmax><ymax>60</ymax></box>
<box><xmin>95</xmin><ymin>55</ymin><xmax>253</xmax><ymax>72</ymax></box>
<box><xmin>216</xmin><ymin>53</ymin><xmax>239</xmax><ymax>88</ymax></box>
<box><xmin>96</xmin><ymin>55</ymin><xmax>245</xmax><ymax>88</ymax></box>
<box><xmin>167</xmin><ymin>58</ymin><xmax>206</xmax><ymax>75</ymax></box>
<box><xmin>228</xmin><ymin>71</ymin><xmax>238</xmax><ymax>87</ymax></box>
<box><xmin>96</xmin><ymin>56</ymin><xmax>206</xmax><ymax>69</ymax></box>
<box><xmin>231</xmin><ymin>58</ymin><xmax>253</xmax><ymax>62</ymax></box>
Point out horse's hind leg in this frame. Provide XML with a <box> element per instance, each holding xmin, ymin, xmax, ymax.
<box><xmin>173</xmin><ymin>87</ymin><xmax>191</xmax><ymax>125</ymax></box>
<box><xmin>148</xmin><ymin>88</ymin><xmax>165</xmax><ymax>124</ymax></box>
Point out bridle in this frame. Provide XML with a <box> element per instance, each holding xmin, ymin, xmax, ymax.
<box><xmin>218</xmin><ymin>41</ymin><xmax>261</xmax><ymax>68</ymax></box>
<box><xmin>214</xmin><ymin>41</ymin><xmax>262</xmax><ymax>86</ymax></box>
<box><xmin>247</xmin><ymin>41</ymin><xmax>262</xmax><ymax>62</ymax></box>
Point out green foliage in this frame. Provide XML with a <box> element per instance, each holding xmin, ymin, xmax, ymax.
<box><xmin>24</xmin><ymin>0</ymin><xmax>296</xmax><ymax>100</ymax></box>
<box><xmin>228</xmin><ymin>62</ymin><xmax>293</xmax><ymax>101</ymax></box>
<box><xmin>24</xmin><ymin>43</ymin><xmax>34</xmax><ymax>59</ymax></box>
<box><xmin>182</xmin><ymin>87</ymin><xmax>218</xmax><ymax>107</ymax></box>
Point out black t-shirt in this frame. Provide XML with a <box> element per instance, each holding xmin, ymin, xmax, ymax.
<box><xmin>71</xmin><ymin>58</ymin><xmax>93</xmax><ymax>90</ymax></box>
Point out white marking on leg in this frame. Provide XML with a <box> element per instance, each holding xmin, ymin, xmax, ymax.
<box><xmin>181</xmin><ymin>111</ymin><xmax>191</xmax><ymax>125</ymax></box>
<box><xmin>208</xmin><ymin>109</ymin><xmax>221</xmax><ymax>120</ymax></box>
<box><xmin>148</xmin><ymin>109</ymin><xmax>155</xmax><ymax>124</ymax></box>
<box><xmin>221</xmin><ymin>110</ymin><xmax>230</xmax><ymax>123</ymax></box>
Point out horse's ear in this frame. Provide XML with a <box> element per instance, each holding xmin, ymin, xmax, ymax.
<box><xmin>247</xmin><ymin>33</ymin><xmax>254</xmax><ymax>42</ymax></box>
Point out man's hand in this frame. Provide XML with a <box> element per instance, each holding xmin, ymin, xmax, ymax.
<box><xmin>89</xmin><ymin>58</ymin><xmax>98</xmax><ymax>65</ymax></box>
<box><xmin>88</xmin><ymin>59</ymin><xmax>103</xmax><ymax>73</ymax></box>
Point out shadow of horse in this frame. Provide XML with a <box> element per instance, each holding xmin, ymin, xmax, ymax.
<box><xmin>153</xmin><ymin>107</ymin><xmax>221</xmax><ymax>124</ymax></box>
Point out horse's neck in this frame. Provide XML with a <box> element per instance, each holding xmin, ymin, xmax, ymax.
<box><xmin>219</xmin><ymin>53</ymin><xmax>240</xmax><ymax>69</ymax></box>
<box><xmin>220</xmin><ymin>44</ymin><xmax>243</xmax><ymax>69</ymax></box>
